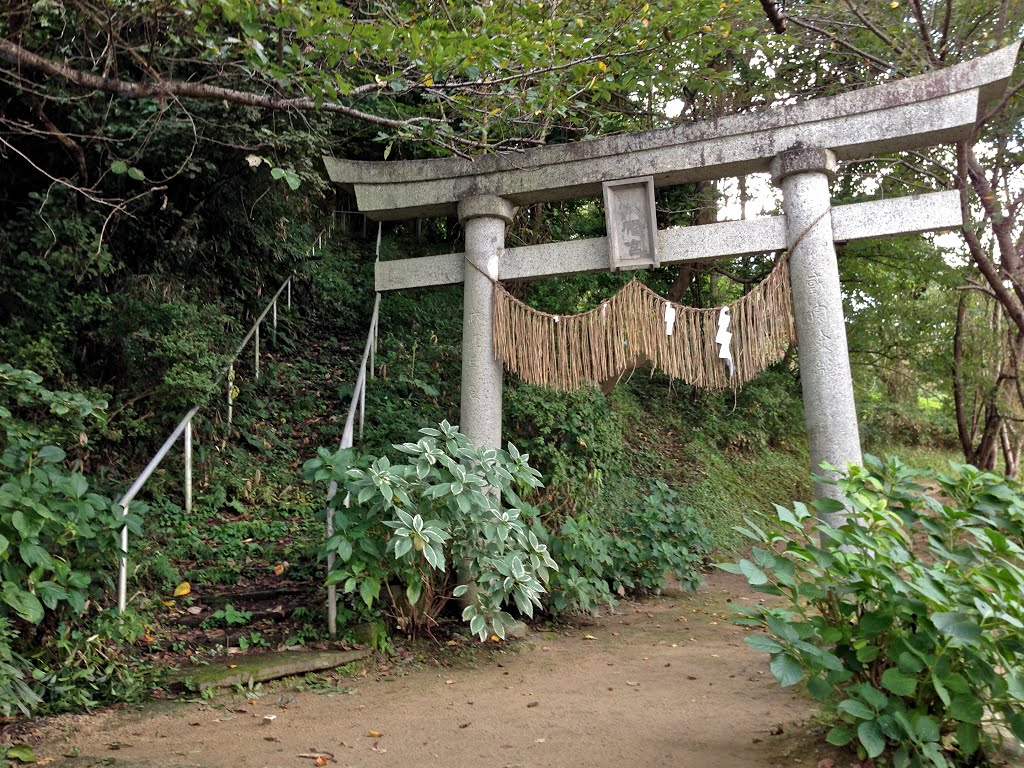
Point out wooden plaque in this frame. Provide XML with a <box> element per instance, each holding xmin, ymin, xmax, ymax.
<box><xmin>602</xmin><ymin>176</ymin><xmax>659</xmax><ymax>272</ymax></box>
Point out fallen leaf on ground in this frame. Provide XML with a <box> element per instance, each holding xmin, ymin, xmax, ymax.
<box><xmin>173</xmin><ymin>582</ymin><xmax>191</xmax><ymax>596</ymax></box>
<box><xmin>367</xmin><ymin>730</ymin><xmax>383</xmax><ymax>738</ymax></box>
<box><xmin>583</xmin><ymin>634</ymin><xmax>597</xmax><ymax>640</ymax></box>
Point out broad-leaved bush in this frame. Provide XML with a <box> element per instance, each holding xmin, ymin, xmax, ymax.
<box><xmin>721</xmin><ymin>457</ymin><xmax>1024</xmax><ymax>767</ymax></box>
<box><xmin>305</xmin><ymin>421</ymin><xmax>557</xmax><ymax>640</ymax></box>
<box><xmin>0</xmin><ymin>365</ymin><xmax>151</xmax><ymax>716</ymax></box>
<box><xmin>542</xmin><ymin>480</ymin><xmax>712</xmax><ymax>614</ymax></box>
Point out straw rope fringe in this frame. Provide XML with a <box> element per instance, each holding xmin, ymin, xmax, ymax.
<box><xmin>492</xmin><ymin>256</ymin><xmax>797</xmax><ymax>392</ymax></box>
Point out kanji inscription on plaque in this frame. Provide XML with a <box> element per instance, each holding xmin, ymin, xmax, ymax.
<box><xmin>603</xmin><ymin>176</ymin><xmax>659</xmax><ymax>272</ymax></box>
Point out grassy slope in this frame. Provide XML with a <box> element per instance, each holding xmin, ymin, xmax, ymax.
<box><xmin>139</xmin><ymin>230</ymin><xmax>959</xmax><ymax>642</ymax></box>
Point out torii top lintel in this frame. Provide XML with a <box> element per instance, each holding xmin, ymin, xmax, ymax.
<box><xmin>324</xmin><ymin>42</ymin><xmax>1020</xmax><ymax>221</ymax></box>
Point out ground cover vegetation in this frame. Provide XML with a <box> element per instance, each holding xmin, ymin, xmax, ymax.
<box><xmin>0</xmin><ymin>0</ymin><xmax>1017</xmax><ymax>734</ymax></box>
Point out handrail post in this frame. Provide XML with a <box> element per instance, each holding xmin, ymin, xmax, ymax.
<box><xmin>227</xmin><ymin>364</ymin><xmax>235</xmax><ymax>437</ymax></box>
<box><xmin>272</xmin><ymin>299</ymin><xmax>278</xmax><ymax>346</ymax></box>
<box><xmin>372</xmin><ymin>315</ymin><xmax>380</xmax><ymax>382</ymax></box>
<box><xmin>287</xmin><ymin>278</ymin><xmax>292</xmax><ymax>310</ymax></box>
<box><xmin>184</xmin><ymin>418</ymin><xmax>193</xmax><ymax>516</ymax></box>
<box><xmin>254</xmin><ymin>325</ymin><xmax>260</xmax><ymax>381</ymax></box>
<box><xmin>358</xmin><ymin>379</ymin><xmax>366</xmax><ymax>440</ymax></box>
<box><xmin>326</xmin><ymin>294</ymin><xmax>381</xmax><ymax>637</ymax></box>
<box><xmin>115</xmin><ymin>404</ymin><xmax>201</xmax><ymax>613</ymax></box>
<box><xmin>118</xmin><ymin>505</ymin><xmax>129</xmax><ymax>613</ymax></box>
<box><xmin>326</xmin><ymin>497</ymin><xmax>337</xmax><ymax>636</ymax></box>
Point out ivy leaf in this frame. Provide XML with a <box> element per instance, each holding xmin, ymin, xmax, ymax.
<box><xmin>948</xmin><ymin>694</ymin><xmax>983</xmax><ymax>723</ymax></box>
<box><xmin>955</xmin><ymin>722</ymin><xmax>980</xmax><ymax>757</ymax></box>
<box><xmin>336</xmin><ymin>539</ymin><xmax>354</xmax><ymax>562</ymax></box>
<box><xmin>881</xmin><ymin>668</ymin><xmax>917</xmax><ymax>697</ymax></box>
<box><xmin>37</xmin><ymin>445</ymin><xmax>66</xmax><ymax>464</ymax></box>
<box><xmin>2</xmin><ymin>585</ymin><xmax>44</xmax><ymax>624</ymax></box>
<box><xmin>110</xmin><ymin>160</ymin><xmax>128</xmax><ymax>175</ymax></box>
<box><xmin>838</xmin><ymin>698</ymin><xmax>874</xmax><ymax>720</ymax></box>
<box><xmin>769</xmin><ymin>652</ymin><xmax>803</xmax><ymax>687</ymax></box>
<box><xmin>406</xmin><ymin>579</ymin><xmax>422</xmax><ymax>607</ymax></box>
<box><xmin>738</xmin><ymin>559</ymin><xmax>768</xmax><ymax>585</ymax></box>
<box><xmin>857</xmin><ymin>720</ymin><xmax>886</xmax><ymax>759</ymax></box>
<box><xmin>825</xmin><ymin>726</ymin><xmax>854</xmax><ymax>746</ymax></box>
<box><xmin>744</xmin><ymin>634</ymin><xmax>783</xmax><ymax>654</ymax></box>
<box><xmin>932</xmin><ymin>612</ymin><xmax>981</xmax><ymax>644</ymax></box>
<box><xmin>359</xmin><ymin>577</ymin><xmax>381</xmax><ymax>607</ymax></box>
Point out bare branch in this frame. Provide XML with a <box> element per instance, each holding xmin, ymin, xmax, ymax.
<box><xmin>783</xmin><ymin>16</ymin><xmax>897</xmax><ymax>74</ymax></box>
<box><xmin>907</xmin><ymin>0</ymin><xmax>940</xmax><ymax>66</ymax></box>
<box><xmin>758</xmin><ymin>0</ymin><xmax>785</xmax><ymax>34</ymax></box>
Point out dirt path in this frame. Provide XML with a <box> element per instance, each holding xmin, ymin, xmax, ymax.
<box><xmin>36</xmin><ymin>573</ymin><xmax>826</xmax><ymax>768</ymax></box>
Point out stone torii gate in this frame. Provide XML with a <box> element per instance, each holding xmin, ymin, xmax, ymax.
<box><xmin>325</xmin><ymin>44</ymin><xmax>1019</xmax><ymax>516</ymax></box>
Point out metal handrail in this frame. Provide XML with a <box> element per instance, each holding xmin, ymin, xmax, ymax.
<box><xmin>117</xmin><ymin>405</ymin><xmax>200</xmax><ymax>611</ymax></box>
<box><xmin>325</xmin><ymin>293</ymin><xmax>381</xmax><ymax>636</ymax></box>
<box><xmin>115</xmin><ymin>226</ymin><xmax>331</xmax><ymax>612</ymax></box>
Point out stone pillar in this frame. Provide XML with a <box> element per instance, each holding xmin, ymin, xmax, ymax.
<box><xmin>771</xmin><ymin>148</ymin><xmax>862</xmax><ymax>525</ymax></box>
<box><xmin>457</xmin><ymin>195</ymin><xmax>515</xmax><ymax>449</ymax></box>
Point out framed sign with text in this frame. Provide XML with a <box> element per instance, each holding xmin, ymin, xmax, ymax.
<box><xmin>602</xmin><ymin>176</ymin><xmax>659</xmax><ymax>272</ymax></box>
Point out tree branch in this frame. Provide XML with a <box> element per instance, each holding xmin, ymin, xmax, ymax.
<box><xmin>0</xmin><ymin>37</ymin><xmax>423</xmax><ymax>132</ymax></box>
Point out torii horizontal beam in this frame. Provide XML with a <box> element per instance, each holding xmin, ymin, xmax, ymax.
<box><xmin>374</xmin><ymin>190</ymin><xmax>961</xmax><ymax>292</ymax></box>
<box><xmin>324</xmin><ymin>44</ymin><xmax>1018</xmax><ymax>221</ymax></box>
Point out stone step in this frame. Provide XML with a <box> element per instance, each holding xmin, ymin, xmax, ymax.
<box><xmin>167</xmin><ymin>648</ymin><xmax>371</xmax><ymax>692</ymax></box>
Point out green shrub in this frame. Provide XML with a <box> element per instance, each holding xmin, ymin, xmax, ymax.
<box><xmin>0</xmin><ymin>618</ymin><xmax>41</xmax><ymax>717</ymax></box>
<box><xmin>0</xmin><ymin>366</ymin><xmax>138</xmax><ymax>626</ymax></box>
<box><xmin>305</xmin><ymin>421</ymin><xmax>557</xmax><ymax>640</ymax></box>
<box><xmin>505</xmin><ymin>383</ymin><xmax>628</xmax><ymax>516</ymax></box>
<box><xmin>541</xmin><ymin>513</ymin><xmax>616</xmax><ymax>615</ymax></box>
<box><xmin>541</xmin><ymin>480</ymin><xmax>712</xmax><ymax>614</ymax></box>
<box><xmin>721</xmin><ymin>457</ymin><xmax>1024</xmax><ymax>767</ymax></box>
<box><xmin>0</xmin><ymin>365</ymin><xmax>153</xmax><ymax>715</ymax></box>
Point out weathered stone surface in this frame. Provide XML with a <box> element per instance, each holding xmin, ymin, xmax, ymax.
<box><xmin>348</xmin><ymin>620</ymin><xmax>387</xmax><ymax>648</ymax></box>
<box><xmin>374</xmin><ymin>191</ymin><xmax>962</xmax><ymax>292</ymax></box>
<box><xmin>459</xmin><ymin>196</ymin><xmax>507</xmax><ymax>449</ymax></box>
<box><xmin>830</xmin><ymin>190</ymin><xmax>961</xmax><ymax>243</ymax></box>
<box><xmin>324</xmin><ymin>43</ymin><xmax>1019</xmax><ymax>220</ymax></box>
<box><xmin>775</xmin><ymin>148</ymin><xmax>862</xmax><ymax>524</ymax></box>
<box><xmin>769</xmin><ymin>146</ymin><xmax>838</xmax><ymax>184</ymax></box>
<box><xmin>457</xmin><ymin>194</ymin><xmax>515</xmax><ymax>224</ymax></box>
<box><xmin>603</xmin><ymin>176</ymin><xmax>659</xmax><ymax>271</ymax></box>
<box><xmin>167</xmin><ymin>649</ymin><xmax>371</xmax><ymax>692</ymax></box>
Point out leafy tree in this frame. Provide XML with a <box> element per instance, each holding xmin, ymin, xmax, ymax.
<box><xmin>756</xmin><ymin>0</ymin><xmax>1024</xmax><ymax>470</ymax></box>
